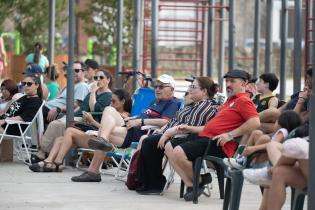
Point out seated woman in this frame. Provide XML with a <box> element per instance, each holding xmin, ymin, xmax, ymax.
<box><xmin>44</xmin><ymin>65</ymin><xmax>60</xmax><ymax>101</ymax></box>
<box><xmin>0</xmin><ymin>75</ymin><xmax>43</xmax><ymax>135</ymax></box>
<box><xmin>30</xmin><ymin>69</ymin><xmax>113</xmax><ymax>163</ymax></box>
<box><xmin>29</xmin><ymin>89</ymin><xmax>131</xmax><ymax>172</ymax></box>
<box><xmin>0</xmin><ymin>79</ymin><xmax>19</xmax><ymax>115</ymax></box>
<box><xmin>136</xmin><ymin>77</ymin><xmax>219</xmax><ymax>194</ymax></box>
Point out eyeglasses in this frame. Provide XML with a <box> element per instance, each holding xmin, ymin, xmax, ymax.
<box><xmin>74</xmin><ymin>69</ymin><xmax>83</xmax><ymax>73</ymax></box>
<box><xmin>154</xmin><ymin>85</ymin><xmax>171</xmax><ymax>89</ymax></box>
<box><xmin>189</xmin><ymin>84</ymin><xmax>200</xmax><ymax>89</ymax></box>
<box><xmin>94</xmin><ymin>76</ymin><xmax>105</xmax><ymax>81</ymax></box>
<box><xmin>21</xmin><ymin>81</ymin><xmax>35</xmax><ymax>87</ymax></box>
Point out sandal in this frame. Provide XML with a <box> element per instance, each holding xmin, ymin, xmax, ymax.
<box><xmin>29</xmin><ymin>161</ymin><xmax>63</xmax><ymax>172</ymax></box>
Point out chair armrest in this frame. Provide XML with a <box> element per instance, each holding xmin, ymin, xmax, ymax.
<box><xmin>204</xmin><ymin>155</ymin><xmax>227</xmax><ymax>169</ymax></box>
<box><xmin>141</xmin><ymin>125</ymin><xmax>160</xmax><ymax>130</ymax></box>
<box><xmin>5</xmin><ymin>119</ymin><xmax>31</xmax><ymax>125</ymax></box>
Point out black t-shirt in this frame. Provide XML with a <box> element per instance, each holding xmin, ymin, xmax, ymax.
<box><xmin>1</xmin><ymin>95</ymin><xmax>42</xmax><ymax>135</ymax></box>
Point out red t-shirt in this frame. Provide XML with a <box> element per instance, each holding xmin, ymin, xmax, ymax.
<box><xmin>199</xmin><ymin>92</ymin><xmax>259</xmax><ymax>157</ymax></box>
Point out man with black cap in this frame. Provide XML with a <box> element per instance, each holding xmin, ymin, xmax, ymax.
<box><xmin>164</xmin><ymin>69</ymin><xmax>260</xmax><ymax>201</ymax></box>
<box><xmin>84</xmin><ymin>59</ymin><xmax>99</xmax><ymax>89</ymax></box>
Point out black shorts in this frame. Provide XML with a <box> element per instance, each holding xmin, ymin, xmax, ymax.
<box><xmin>120</xmin><ymin>127</ymin><xmax>146</xmax><ymax>148</ymax></box>
<box><xmin>170</xmin><ymin>134</ymin><xmax>226</xmax><ymax>161</ymax></box>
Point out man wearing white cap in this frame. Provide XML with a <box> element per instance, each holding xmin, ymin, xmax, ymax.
<box><xmin>71</xmin><ymin>74</ymin><xmax>181</xmax><ymax>182</ymax></box>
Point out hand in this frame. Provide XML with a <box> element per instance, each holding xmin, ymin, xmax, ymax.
<box><xmin>213</xmin><ymin>133</ymin><xmax>232</xmax><ymax>146</ymax></box>
<box><xmin>47</xmin><ymin>109</ymin><xmax>58</xmax><ymax>122</ymax></box>
<box><xmin>242</xmin><ymin>146</ymin><xmax>256</xmax><ymax>156</ymax></box>
<box><xmin>126</xmin><ymin>119</ymin><xmax>141</xmax><ymax>129</ymax></box>
<box><xmin>176</xmin><ymin>124</ymin><xmax>191</xmax><ymax>133</ymax></box>
<box><xmin>0</xmin><ymin>119</ymin><xmax>5</xmax><ymax>126</ymax></box>
<box><xmin>82</xmin><ymin>111</ymin><xmax>93</xmax><ymax>123</ymax></box>
<box><xmin>90</xmin><ymin>82</ymin><xmax>99</xmax><ymax>93</ymax></box>
<box><xmin>157</xmin><ymin>133</ymin><xmax>170</xmax><ymax>149</ymax></box>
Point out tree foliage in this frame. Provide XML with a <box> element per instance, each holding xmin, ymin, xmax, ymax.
<box><xmin>0</xmin><ymin>0</ymin><xmax>67</xmax><ymax>54</ymax></box>
<box><xmin>77</xmin><ymin>0</ymin><xmax>134</xmax><ymax>58</ymax></box>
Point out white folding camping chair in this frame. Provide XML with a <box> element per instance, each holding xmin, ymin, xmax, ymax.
<box><xmin>0</xmin><ymin>101</ymin><xmax>45</xmax><ymax>164</ymax></box>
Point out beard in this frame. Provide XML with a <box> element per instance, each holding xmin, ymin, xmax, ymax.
<box><xmin>226</xmin><ymin>88</ymin><xmax>234</xmax><ymax>98</ymax></box>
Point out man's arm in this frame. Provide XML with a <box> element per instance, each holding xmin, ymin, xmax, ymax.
<box><xmin>215</xmin><ymin>117</ymin><xmax>260</xmax><ymax>146</ymax></box>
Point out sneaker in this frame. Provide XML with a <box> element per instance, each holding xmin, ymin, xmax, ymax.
<box><xmin>183</xmin><ymin>186</ymin><xmax>205</xmax><ymax>201</ymax></box>
<box><xmin>88</xmin><ymin>137</ymin><xmax>113</xmax><ymax>151</ymax></box>
<box><xmin>71</xmin><ymin>171</ymin><xmax>101</xmax><ymax>182</ymax></box>
<box><xmin>223</xmin><ymin>157</ymin><xmax>246</xmax><ymax>170</ymax></box>
<box><xmin>243</xmin><ymin>167</ymin><xmax>271</xmax><ymax>187</ymax></box>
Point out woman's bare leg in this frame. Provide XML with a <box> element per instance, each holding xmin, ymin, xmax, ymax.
<box><xmin>45</xmin><ymin>136</ymin><xmax>63</xmax><ymax>163</ymax></box>
<box><xmin>267</xmin><ymin>165</ymin><xmax>307</xmax><ymax>210</ymax></box>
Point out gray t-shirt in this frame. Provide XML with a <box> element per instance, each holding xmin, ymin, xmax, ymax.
<box><xmin>45</xmin><ymin>82</ymin><xmax>89</xmax><ymax>110</ymax></box>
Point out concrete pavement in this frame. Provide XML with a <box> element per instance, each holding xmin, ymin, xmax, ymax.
<box><xmin>0</xmin><ymin>161</ymin><xmax>297</xmax><ymax>210</ymax></box>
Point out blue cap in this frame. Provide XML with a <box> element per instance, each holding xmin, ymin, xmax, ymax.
<box><xmin>23</xmin><ymin>64</ymin><xmax>42</xmax><ymax>76</ymax></box>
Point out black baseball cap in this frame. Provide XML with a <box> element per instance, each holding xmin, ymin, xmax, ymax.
<box><xmin>223</xmin><ymin>69</ymin><xmax>250</xmax><ymax>81</ymax></box>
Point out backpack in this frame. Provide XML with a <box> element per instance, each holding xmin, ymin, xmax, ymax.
<box><xmin>125</xmin><ymin>150</ymin><xmax>141</xmax><ymax>190</ymax></box>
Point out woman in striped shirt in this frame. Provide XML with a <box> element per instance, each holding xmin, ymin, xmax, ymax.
<box><xmin>136</xmin><ymin>77</ymin><xmax>219</xmax><ymax>194</ymax></box>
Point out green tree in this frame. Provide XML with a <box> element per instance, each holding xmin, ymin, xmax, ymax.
<box><xmin>0</xmin><ymin>0</ymin><xmax>67</xmax><ymax>54</ymax></box>
<box><xmin>77</xmin><ymin>0</ymin><xmax>133</xmax><ymax>62</ymax></box>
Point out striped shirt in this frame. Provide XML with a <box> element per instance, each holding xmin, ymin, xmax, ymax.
<box><xmin>162</xmin><ymin>98</ymin><xmax>218</xmax><ymax>132</ymax></box>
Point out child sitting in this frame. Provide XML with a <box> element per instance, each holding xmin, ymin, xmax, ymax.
<box><xmin>252</xmin><ymin>73</ymin><xmax>279</xmax><ymax>112</ymax></box>
<box><xmin>224</xmin><ymin>110</ymin><xmax>302</xmax><ymax>169</ymax></box>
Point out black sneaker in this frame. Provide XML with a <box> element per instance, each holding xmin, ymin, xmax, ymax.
<box><xmin>88</xmin><ymin>137</ymin><xmax>113</xmax><ymax>151</ymax></box>
<box><xmin>71</xmin><ymin>171</ymin><xmax>101</xmax><ymax>182</ymax></box>
<box><xmin>183</xmin><ymin>186</ymin><xmax>205</xmax><ymax>201</ymax></box>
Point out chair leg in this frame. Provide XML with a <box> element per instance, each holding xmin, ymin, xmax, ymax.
<box><xmin>215</xmin><ymin>164</ymin><xmax>225</xmax><ymax>199</ymax></box>
<box><xmin>193</xmin><ymin>157</ymin><xmax>203</xmax><ymax>204</ymax></box>
<box><xmin>223</xmin><ymin>178</ymin><xmax>231</xmax><ymax>210</ymax></box>
<box><xmin>291</xmin><ymin>187</ymin><xmax>306</xmax><ymax>210</ymax></box>
<box><xmin>229</xmin><ymin>170</ymin><xmax>244</xmax><ymax>210</ymax></box>
<box><xmin>180</xmin><ymin>180</ymin><xmax>185</xmax><ymax>198</ymax></box>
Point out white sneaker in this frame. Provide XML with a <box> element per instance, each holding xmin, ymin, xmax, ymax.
<box><xmin>242</xmin><ymin>167</ymin><xmax>271</xmax><ymax>187</ymax></box>
<box><xmin>223</xmin><ymin>157</ymin><xmax>245</xmax><ymax>170</ymax></box>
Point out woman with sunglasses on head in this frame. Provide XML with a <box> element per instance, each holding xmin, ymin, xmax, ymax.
<box><xmin>0</xmin><ymin>75</ymin><xmax>42</xmax><ymax>135</ymax></box>
<box><xmin>29</xmin><ymin>89</ymin><xmax>132</xmax><ymax>172</ymax></box>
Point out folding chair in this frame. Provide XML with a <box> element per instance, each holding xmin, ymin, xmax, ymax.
<box><xmin>0</xmin><ymin>101</ymin><xmax>45</xmax><ymax>165</ymax></box>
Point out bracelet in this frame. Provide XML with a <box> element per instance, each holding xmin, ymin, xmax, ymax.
<box><xmin>141</xmin><ymin>118</ymin><xmax>145</xmax><ymax>126</ymax></box>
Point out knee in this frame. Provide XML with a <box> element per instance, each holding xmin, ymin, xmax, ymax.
<box><xmin>164</xmin><ymin>143</ymin><xmax>173</xmax><ymax>156</ymax></box>
<box><xmin>253</xmin><ymin>130</ymin><xmax>263</xmax><ymax>137</ymax></box>
<box><xmin>172</xmin><ymin>146</ymin><xmax>186</xmax><ymax>160</ymax></box>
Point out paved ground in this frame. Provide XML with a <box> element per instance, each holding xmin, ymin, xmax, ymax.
<box><xmin>0</xmin><ymin>161</ymin><xmax>298</xmax><ymax>210</ymax></box>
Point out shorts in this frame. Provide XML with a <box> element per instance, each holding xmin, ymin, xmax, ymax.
<box><xmin>120</xmin><ymin>126</ymin><xmax>146</xmax><ymax>148</ymax></box>
<box><xmin>282</xmin><ymin>137</ymin><xmax>309</xmax><ymax>159</ymax></box>
<box><xmin>170</xmin><ymin>134</ymin><xmax>226</xmax><ymax>162</ymax></box>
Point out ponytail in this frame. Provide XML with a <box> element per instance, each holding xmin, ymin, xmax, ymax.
<box><xmin>33</xmin><ymin>42</ymin><xmax>43</xmax><ymax>64</ymax></box>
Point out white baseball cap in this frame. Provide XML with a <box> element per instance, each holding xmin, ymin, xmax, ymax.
<box><xmin>156</xmin><ymin>74</ymin><xmax>176</xmax><ymax>88</ymax></box>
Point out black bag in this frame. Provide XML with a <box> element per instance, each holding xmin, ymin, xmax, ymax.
<box><xmin>125</xmin><ymin>150</ymin><xmax>141</xmax><ymax>190</ymax></box>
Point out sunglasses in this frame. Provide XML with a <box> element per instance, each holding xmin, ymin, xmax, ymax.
<box><xmin>74</xmin><ymin>69</ymin><xmax>83</xmax><ymax>73</ymax></box>
<box><xmin>153</xmin><ymin>85</ymin><xmax>171</xmax><ymax>89</ymax></box>
<box><xmin>188</xmin><ymin>84</ymin><xmax>200</xmax><ymax>89</ymax></box>
<box><xmin>21</xmin><ymin>81</ymin><xmax>36</xmax><ymax>87</ymax></box>
<box><xmin>94</xmin><ymin>76</ymin><xmax>105</xmax><ymax>81</ymax></box>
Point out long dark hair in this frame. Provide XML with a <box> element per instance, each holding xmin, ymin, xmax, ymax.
<box><xmin>33</xmin><ymin>42</ymin><xmax>43</xmax><ymax>64</ymax></box>
<box><xmin>278</xmin><ymin>110</ymin><xmax>302</xmax><ymax>133</ymax></box>
<box><xmin>45</xmin><ymin>65</ymin><xmax>59</xmax><ymax>81</ymax></box>
<box><xmin>97</xmin><ymin>69</ymin><xmax>113</xmax><ymax>89</ymax></box>
<box><xmin>195</xmin><ymin>77</ymin><xmax>216</xmax><ymax>98</ymax></box>
<box><xmin>113</xmin><ymin>89</ymin><xmax>132</xmax><ymax>113</ymax></box>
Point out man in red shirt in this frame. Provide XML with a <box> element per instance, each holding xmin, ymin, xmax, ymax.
<box><xmin>164</xmin><ymin>69</ymin><xmax>260</xmax><ymax>201</ymax></box>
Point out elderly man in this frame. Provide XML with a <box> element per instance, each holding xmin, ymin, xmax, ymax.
<box><xmin>71</xmin><ymin>74</ymin><xmax>181</xmax><ymax>182</ymax></box>
<box><xmin>164</xmin><ymin>69</ymin><xmax>260</xmax><ymax>201</ymax></box>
